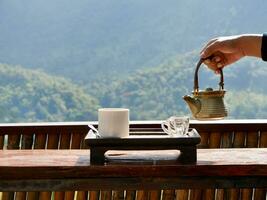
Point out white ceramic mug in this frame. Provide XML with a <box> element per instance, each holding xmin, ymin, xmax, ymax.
<box><xmin>161</xmin><ymin>116</ymin><xmax>189</xmax><ymax>137</ymax></box>
<box><xmin>98</xmin><ymin>108</ymin><xmax>129</xmax><ymax>138</ymax></box>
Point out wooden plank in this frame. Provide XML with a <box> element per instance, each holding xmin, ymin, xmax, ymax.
<box><xmin>26</xmin><ymin>192</ymin><xmax>39</xmax><ymax>200</ymax></box>
<box><xmin>15</xmin><ymin>192</ymin><xmax>26</xmax><ymax>200</ymax></box>
<box><xmin>0</xmin><ymin>135</ymin><xmax>4</xmax><ymax>149</ymax></box>
<box><xmin>34</xmin><ymin>131</ymin><xmax>47</xmax><ymax>149</ymax></box>
<box><xmin>59</xmin><ymin>131</ymin><xmax>71</xmax><ymax>200</ymax></box>
<box><xmin>225</xmin><ymin>131</ymin><xmax>245</xmax><ymax>199</ymax></box>
<box><xmin>1</xmin><ymin>149</ymin><xmax>267</xmax><ymax>178</ymax></box>
<box><xmin>17</xmin><ymin>133</ymin><xmax>34</xmax><ymax>200</ymax></box>
<box><xmin>201</xmin><ymin>189</ymin><xmax>215</xmax><ymax>200</ymax></box>
<box><xmin>54</xmin><ymin>131</ymin><xmax>72</xmax><ymax>200</ymax></box>
<box><xmin>89</xmin><ymin>191</ymin><xmax>99</xmax><ymax>200</ymax></box>
<box><xmin>76</xmin><ymin>191</ymin><xmax>88</xmax><ymax>200</ymax></box>
<box><xmin>71</xmin><ymin>132</ymin><xmax>83</xmax><ymax>149</ymax></box>
<box><xmin>2</xmin><ymin>193</ymin><xmax>14</xmax><ymax>200</ymax></box>
<box><xmin>78</xmin><ymin>132</ymin><xmax>90</xmax><ymax>200</ymax></box>
<box><xmin>239</xmin><ymin>189</ymin><xmax>253</xmax><ymax>200</ymax></box>
<box><xmin>148</xmin><ymin>190</ymin><xmax>161</xmax><ymax>200</ymax></box>
<box><xmin>259</xmin><ymin>131</ymin><xmax>267</xmax><ymax>147</ymax></box>
<box><xmin>100</xmin><ymin>190</ymin><xmax>112</xmax><ymax>200</ymax></box>
<box><xmin>59</xmin><ymin>131</ymin><xmax>71</xmax><ymax>149</ymax></box>
<box><xmin>70</xmin><ymin>132</ymin><xmax>86</xmax><ymax>198</ymax></box>
<box><xmin>1</xmin><ymin>176</ymin><xmax>267</xmax><ymax>191</ymax></box>
<box><xmin>202</xmin><ymin>131</ymin><xmax>221</xmax><ymax>200</ymax></box>
<box><xmin>7</xmin><ymin>134</ymin><xmax>21</xmax><ymax>149</ymax></box>
<box><xmin>195</xmin><ymin>132</ymin><xmax>209</xmax><ymax>200</ymax></box>
<box><xmin>189</xmin><ymin>189</ymin><xmax>202</xmax><ymax>200</ymax></box>
<box><xmin>136</xmin><ymin>190</ymin><xmax>148</xmax><ymax>200</ymax></box>
<box><xmin>240</xmin><ymin>131</ymin><xmax>258</xmax><ymax>199</ymax></box>
<box><xmin>175</xmin><ymin>189</ymin><xmax>188</xmax><ymax>200</ymax></box>
<box><xmin>162</xmin><ymin>190</ymin><xmax>175</xmax><ymax>200</ymax></box>
<box><xmin>3</xmin><ymin>133</ymin><xmax>21</xmax><ymax>200</ymax></box>
<box><xmin>47</xmin><ymin>131</ymin><xmax>60</xmax><ymax>149</ymax></box>
<box><xmin>216</xmin><ymin>189</ymin><xmax>224</xmax><ymax>200</ymax></box>
<box><xmin>34</xmin><ymin>130</ymin><xmax>50</xmax><ymax>200</ymax></box>
<box><xmin>112</xmin><ymin>190</ymin><xmax>125</xmax><ymax>200</ymax></box>
<box><xmin>39</xmin><ymin>192</ymin><xmax>52</xmax><ymax>200</ymax></box>
<box><xmin>232</xmin><ymin>131</ymin><xmax>245</xmax><ymax>148</ymax></box>
<box><xmin>246</xmin><ymin>131</ymin><xmax>259</xmax><ymax>148</ymax></box>
<box><xmin>37</xmin><ymin>129</ymin><xmax>59</xmax><ymax>200</ymax></box>
<box><xmin>208</xmin><ymin>132</ymin><xmax>221</xmax><ymax>148</ymax></box>
<box><xmin>125</xmin><ymin>190</ymin><xmax>136</xmax><ymax>200</ymax></box>
<box><xmin>54</xmin><ymin>192</ymin><xmax>64</xmax><ymax>200</ymax></box>
<box><xmin>197</xmin><ymin>132</ymin><xmax>209</xmax><ymax>148</ymax></box>
<box><xmin>254</xmin><ymin>131</ymin><xmax>267</xmax><ymax>200</ymax></box>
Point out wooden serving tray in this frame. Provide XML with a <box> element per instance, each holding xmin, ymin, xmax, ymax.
<box><xmin>84</xmin><ymin>128</ymin><xmax>201</xmax><ymax>164</ymax></box>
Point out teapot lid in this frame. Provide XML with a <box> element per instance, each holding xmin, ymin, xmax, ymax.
<box><xmin>193</xmin><ymin>87</ymin><xmax>226</xmax><ymax>97</ymax></box>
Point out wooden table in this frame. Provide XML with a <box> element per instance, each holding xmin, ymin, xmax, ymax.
<box><xmin>0</xmin><ymin>148</ymin><xmax>267</xmax><ymax>191</ymax></box>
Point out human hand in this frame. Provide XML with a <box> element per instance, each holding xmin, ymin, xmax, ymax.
<box><xmin>200</xmin><ymin>35</ymin><xmax>245</xmax><ymax>73</ymax></box>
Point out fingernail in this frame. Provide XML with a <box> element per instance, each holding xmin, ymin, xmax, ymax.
<box><xmin>217</xmin><ymin>63</ymin><xmax>223</xmax><ymax>68</ymax></box>
<box><xmin>215</xmin><ymin>57</ymin><xmax>221</xmax><ymax>62</ymax></box>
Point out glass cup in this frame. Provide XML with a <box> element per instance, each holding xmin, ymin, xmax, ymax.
<box><xmin>161</xmin><ymin>116</ymin><xmax>189</xmax><ymax>137</ymax></box>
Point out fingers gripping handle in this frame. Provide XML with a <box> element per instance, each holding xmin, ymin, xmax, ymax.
<box><xmin>194</xmin><ymin>57</ymin><xmax>224</xmax><ymax>93</ymax></box>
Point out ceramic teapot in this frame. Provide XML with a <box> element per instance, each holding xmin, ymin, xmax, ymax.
<box><xmin>183</xmin><ymin>58</ymin><xmax>228</xmax><ymax>120</ymax></box>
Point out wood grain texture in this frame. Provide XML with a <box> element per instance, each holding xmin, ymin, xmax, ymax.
<box><xmin>0</xmin><ymin>149</ymin><xmax>267</xmax><ymax>178</ymax></box>
<box><xmin>125</xmin><ymin>190</ymin><xmax>136</xmax><ymax>200</ymax></box>
<box><xmin>4</xmin><ymin>132</ymin><xmax>21</xmax><ymax>200</ymax></box>
<box><xmin>175</xmin><ymin>189</ymin><xmax>188</xmax><ymax>200</ymax></box>
<box><xmin>70</xmin><ymin>131</ymin><xmax>86</xmax><ymax>200</ymax></box>
<box><xmin>55</xmin><ymin>131</ymin><xmax>72</xmax><ymax>200</ymax></box>
<box><xmin>253</xmin><ymin>131</ymin><xmax>267</xmax><ymax>200</ymax></box>
<box><xmin>112</xmin><ymin>190</ymin><xmax>125</xmax><ymax>200</ymax></box>
<box><xmin>204</xmin><ymin>131</ymin><xmax>222</xmax><ymax>200</ymax></box>
<box><xmin>89</xmin><ymin>191</ymin><xmax>99</xmax><ymax>200</ymax></box>
<box><xmin>0</xmin><ymin>135</ymin><xmax>4</xmax><ymax>149</ymax></box>
<box><xmin>148</xmin><ymin>190</ymin><xmax>161</xmax><ymax>200</ymax></box>
<box><xmin>162</xmin><ymin>190</ymin><xmax>175</xmax><ymax>200</ymax></box>
<box><xmin>34</xmin><ymin>130</ymin><xmax>51</xmax><ymax>200</ymax></box>
<box><xmin>100</xmin><ymin>190</ymin><xmax>112</xmax><ymax>200</ymax></box>
<box><xmin>0</xmin><ymin>120</ymin><xmax>267</xmax><ymax>200</ymax></box>
<box><xmin>240</xmin><ymin>131</ymin><xmax>258</xmax><ymax>200</ymax></box>
<box><xmin>18</xmin><ymin>133</ymin><xmax>34</xmax><ymax>200</ymax></box>
<box><xmin>76</xmin><ymin>191</ymin><xmax>88</xmax><ymax>200</ymax></box>
<box><xmin>136</xmin><ymin>190</ymin><xmax>148</xmax><ymax>200</ymax></box>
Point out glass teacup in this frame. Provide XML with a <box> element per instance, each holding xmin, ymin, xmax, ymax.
<box><xmin>161</xmin><ymin>116</ymin><xmax>189</xmax><ymax>137</ymax></box>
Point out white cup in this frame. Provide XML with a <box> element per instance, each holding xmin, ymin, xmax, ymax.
<box><xmin>161</xmin><ymin>116</ymin><xmax>189</xmax><ymax>137</ymax></box>
<box><xmin>98</xmin><ymin>108</ymin><xmax>129</xmax><ymax>138</ymax></box>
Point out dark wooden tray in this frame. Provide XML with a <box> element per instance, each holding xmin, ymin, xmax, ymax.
<box><xmin>84</xmin><ymin>128</ymin><xmax>201</xmax><ymax>164</ymax></box>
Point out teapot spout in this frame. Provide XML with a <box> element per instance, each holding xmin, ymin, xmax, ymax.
<box><xmin>183</xmin><ymin>95</ymin><xmax>201</xmax><ymax>117</ymax></box>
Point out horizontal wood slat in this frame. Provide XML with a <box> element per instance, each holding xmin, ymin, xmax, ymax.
<box><xmin>0</xmin><ymin>120</ymin><xmax>266</xmax><ymax>200</ymax></box>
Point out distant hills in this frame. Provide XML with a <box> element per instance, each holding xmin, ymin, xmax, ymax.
<box><xmin>1</xmin><ymin>53</ymin><xmax>267</xmax><ymax>123</ymax></box>
<box><xmin>1</xmin><ymin>1</ymin><xmax>267</xmax><ymax>122</ymax></box>
<box><xmin>1</xmin><ymin>0</ymin><xmax>267</xmax><ymax>84</ymax></box>
<box><xmin>90</xmin><ymin>53</ymin><xmax>267</xmax><ymax>120</ymax></box>
<box><xmin>0</xmin><ymin>64</ymin><xmax>99</xmax><ymax>122</ymax></box>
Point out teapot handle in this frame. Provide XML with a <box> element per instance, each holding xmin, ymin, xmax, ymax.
<box><xmin>194</xmin><ymin>57</ymin><xmax>224</xmax><ymax>93</ymax></box>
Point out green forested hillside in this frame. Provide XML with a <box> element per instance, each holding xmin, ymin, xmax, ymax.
<box><xmin>1</xmin><ymin>1</ymin><xmax>267</xmax><ymax>121</ymax></box>
<box><xmin>1</xmin><ymin>55</ymin><xmax>267</xmax><ymax>122</ymax></box>
<box><xmin>0</xmin><ymin>64</ymin><xmax>99</xmax><ymax>122</ymax></box>
<box><xmin>91</xmin><ymin>53</ymin><xmax>267</xmax><ymax>120</ymax></box>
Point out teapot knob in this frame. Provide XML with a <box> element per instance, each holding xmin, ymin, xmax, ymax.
<box><xmin>205</xmin><ymin>88</ymin><xmax>213</xmax><ymax>91</ymax></box>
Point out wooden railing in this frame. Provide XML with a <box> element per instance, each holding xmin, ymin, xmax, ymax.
<box><xmin>0</xmin><ymin>119</ymin><xmax>266</xmax><ymax>200</ymax></box>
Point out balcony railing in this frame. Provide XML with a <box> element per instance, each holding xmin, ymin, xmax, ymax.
<box><xmin>0</xmin><ymin>119</ymin><xmax>266</xmax><ymax>200</ymax></box>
